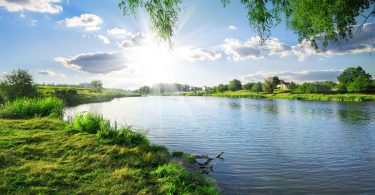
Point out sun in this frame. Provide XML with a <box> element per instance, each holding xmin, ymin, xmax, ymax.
<box><xmin>132</xmin><ymin>41</ymin><xmax>178</xmax><ymax>84</ymax></box>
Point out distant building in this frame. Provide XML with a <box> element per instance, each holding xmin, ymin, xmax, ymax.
<box><xmin>276</xmin><ymin>80</ymin><xmax>290</xmax><ymax>89</ymax></box>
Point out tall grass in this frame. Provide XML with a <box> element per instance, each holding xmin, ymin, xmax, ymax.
<box><xmin>0</xmin><ymin>97</ymin><xmax>64</xmax><ymax>119</ymax></box>
<box><xmin>73</xmin><ymin>112</ymin><xmax>150</xmax><ymax>147</ymax></box>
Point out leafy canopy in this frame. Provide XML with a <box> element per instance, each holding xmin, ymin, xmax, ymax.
<box><xmin>0</xmin><ymin>69</ymin><xmax>37</xmax><ymax>102</ymax></box>
<box><xmin>228</xmin><ymin>79</ymin><xmax>242</xmax><ymax>91</ymax></box>
<box><xmin>118</xmin><ymin>0</ymin><xmax>375</xmax><ymax>48</ymax></box>
<box><xmin>337</xmin><ymin>66</ymin><xmax>372</xmax><ymax>92</ymax></box>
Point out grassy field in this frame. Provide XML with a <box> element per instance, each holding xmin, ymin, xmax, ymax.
<box><xmin>0</xmin><ymin>117</ymin><xmax>218</xmax><ymax>194</ymax></box>
<box><xmin>180</xmin><ymin>90</ymin><xmax>375</xmax><ymax>102</ymax></box>
<box><xmin>37</xmin><ymin>86</ymin><xmax>140</xmax><ymax>106</ymax></box>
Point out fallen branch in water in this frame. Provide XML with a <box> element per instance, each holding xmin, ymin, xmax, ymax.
<box><xmin>193</xmin><ymin>152</ymin><xmax>224</xmax><ymax>174</ymax></box>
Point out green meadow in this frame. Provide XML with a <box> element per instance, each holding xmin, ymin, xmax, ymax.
<box><xmin>37</xmin><ymin>86</ymin><xmax>140</xmax><ymax>106</ymax></box>
<box><xmin>0</xmin><ymin>99</ymin><xmax>219</xmax><ymax>194</ymax></box>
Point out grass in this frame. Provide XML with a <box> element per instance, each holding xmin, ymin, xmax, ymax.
<box><xmin>37</xmin><ymin>86</ymin><xmax>141</xmax><ymax>106</ymax></box>
<box><xmin>0</xmin><ymin>115</ymin><xmax>219</xmax><ymax>194</ymax></box>
<box><xmin>0</xmin><ymin>97</ymin><xmax>64</xmax><ymax>119</ymax></box>
<box><xmin>180</xmin><ymin>90</ymin><xmax>375</xmax><ymax>102</ymax></box>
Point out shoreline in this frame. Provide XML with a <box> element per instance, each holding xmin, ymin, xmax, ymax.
<box><xmin>176</xmin><ymin>91</ymin><xmax>375</xmax><ymax>102</ymax></box>
<box><xmin>0</xmin><ymin>97</ymin><xmax>220</xmax><ymax>194</ymax></box>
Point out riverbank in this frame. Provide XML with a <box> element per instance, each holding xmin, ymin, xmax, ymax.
<box><xmin>0</xmin><ymin>96</ymin><xmax>219</xmax><ymax>194</ymax></box>
<box><xmin>37</xmin><ymin>86</ymin><xmax>141</xmax><ymax>106</ymax></box>
<box><xmin>0</xmin><ymin>116</ymin><xmax>219</xmax><ymax>194</ymax></box>
<box><xmin>179</xmin><ymin>90</ymin><xmax>375</xmax><ymax>102</ymax></box>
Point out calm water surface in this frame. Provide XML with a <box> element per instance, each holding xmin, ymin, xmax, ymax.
<box><xmin>64</xmin><ymin>96</ymin><xmax>375</xmax><ymax>194</ymax></box>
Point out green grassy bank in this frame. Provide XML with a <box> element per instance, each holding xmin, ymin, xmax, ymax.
<box><xmin>180</xmin><ymin>90</ymin><xmax>375</xmax><ymax>102</ymax></box>
<box><xmin>37</xmin><ymin>86</ymin><xmax>140</xmax><ymax>106</ymax></box>
<box><xmin>0</xmin><ymin>98</ymin><xmax>219</xmax><ymax>194</ymax></box>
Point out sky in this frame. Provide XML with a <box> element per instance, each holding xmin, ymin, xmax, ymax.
<box><xmin>0</xmin><ymin>0</ymin><xmax>374</xmax><ymax>89</ymax></box>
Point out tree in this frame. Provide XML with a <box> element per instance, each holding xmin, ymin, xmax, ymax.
<box><xmin>228</xmin><ymin>79</ymin><xmax>242</xmax><ymax>91</ymax></box>
<box><xmin>0</xmin><ymin>69</ymin><xmax>37</xmax><ymax>101</ymax></box>
<box><xmin>118</xmin><ymin>0</ymin><xmax>375</xmax><ymax>49</ymax></box>
<box><xmin>90</xmin><ymin>80</ymin><xmax>104</xmax><ymax>92</ymax></box>
<box><xmin>347</xmin><ymin>75</ymin><xmax>372</xmax><ymax>93</ymax></box>
<box><xmin>262</xmin><ymin>78</ymin><xmax>274</xmax><ymax>93</ymax></box>
<box><xmin>337</xmin><ymin>66</ymin><xmax>372</xmax><ymax>92</ymax></box>
<box><xmin>251</xmin><ymin>82</ymin><xmax>263</xmax><ymax>93</ymax></box>
<box><xmin>138</xmin><ymin>86</ymin><xmax>151</xmax><ymax>95</ymax></box>
<box><xmin>289</xmin><ymin>82</ymin><xmax>299</xmax><ymax>92</ymax></box>
<box><xmin>243</xmin><ymin>83</ymin><xmax>254</xmax><ymax>91</ymax></box>
<box><xmin>214</xmin><ymin>84</ymin><xmax>228</xmax><ymax>93</ymax></box>
<box><xmin>271</xmin><ymin>76</ymin><xmax>280</xmax><ymax>88</ymax></box>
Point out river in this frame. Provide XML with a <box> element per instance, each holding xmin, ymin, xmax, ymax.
<box><xmin>64</xmin><ymin>96</ymin><xmax>375</xmax><ymax>194</ymax></box>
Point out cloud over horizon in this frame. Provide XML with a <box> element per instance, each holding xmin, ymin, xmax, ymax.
<box><xmin>38</xmin><ymin>70</ymin><xmax>66</xmax><ymax>77</ymax></box>
<box><xmin>221</xmin><ymin>23</ymin><xmax>375</xmax><ymax>61</ymax></box>
<box><xmin>241</xmin><ymin>69</ymin><xmax>343</xmax><ymax>83</ymax></box>
<box><xmin>64</xmin><ymin>14</ymin><xmax>103</xmax><ymax>31</ymax></box>
<box><xmin>55</xmin><ymin>52</ymin><xmax>130</xmax><ymax>74</ymax></box>
<box><xmin>177</xmin><ymin>47</ymin><xmax>222</xmax><ymax>61</ymax></box>
<box><xmin>0</xmin><ymin>0</ymin><xmax>63</xmax><ymax>13</ymax></box>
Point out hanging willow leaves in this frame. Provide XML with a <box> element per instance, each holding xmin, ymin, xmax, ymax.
<box><xmin>119</xmin><ymin>0</ymin><xmax>375</xmax><ymax>49</ymax></box>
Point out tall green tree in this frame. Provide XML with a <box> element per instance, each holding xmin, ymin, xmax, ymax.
<box><xmin>272</xmin><ymin>76</ymin><xmax>280</xmax><ymax>88</ymax></box>
<box><xmin>289</xmin><ymin>82</ymin><xmax>299</xmax><ymax>92</ymax></box>
<box><xmin>214</xmin><ymin>84</ymin><xmax>228</xmax><ymax>93</ymax></box>
<box><xmin>337</xmin><ymin>66</ymin><xmax>372</xmax><ymax>92</ymax></box>
<box><xmin>0</xmin><ymin>69</ymin><xmax>37</xmax><ymax>102</ymax></box>
<box><xmin>118</xmin><ymin>0</ymin><xmax>375</xmax><ymax>49</ymax></box>
<box><xmin>90</xmin><ymin>80</ymin><xmax>104</xmax><ymax>92</ymax></box>
<box><xmin>243</xmin><ymin>83</ymin><xmax>255</xmax><ymax>91</ymax></box>
<box><xmin>262</xmin><ymin>78</ymin><xmax>274</xmax><ymax>94</ymax></box>
<box><xmin>228</xmin><ymin>79</ymin><xmax>242</xmax><ymax>91</ymax></box>
<box><xmin>138</xmin><ymin>86</ymin><xmax>151</xmax><ymax>95</ymax></box>
<box><xmin>251</xmin><ymin>82</ymin><xmax>263</xmax><ymax>93</ymax></box>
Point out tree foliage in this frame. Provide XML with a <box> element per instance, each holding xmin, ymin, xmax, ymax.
<box><xmin>214</xmin><ymin>84</ymin><xmax>228</xmax><ymax>93</ymax></box>
<box><xmin>228</xmin><ymin>79</ymin><xmax>242</xmax><ymax>91</ymax></box>
<box><xmin>271</xmin><ymin>76</ymin><xmax>280</xmax><ymax>88</ymax></box>
<box><xmin>243</xmin><ymin>83</ymin><xmax>255</xmax><ymax>91</ymax></box>
<box><xmin>0</xmin><ymin>69</ymin><xmax>37</xmax><ymax>102</ymax></box>
<box><xmin>337</xmin><ymin>66</ymin><xmax>372</xmax><ymax>92</ymax></box>
<box><xmin>119</xmin><ymin>0</ymin><xmax>375</xmax><ymax>48</ymax></box>
<box><xmin>90</xmin><ymin>80</ymin><xmax>104</xmax><ymax>92</ymax></box>
<box><xmin>138</xmin><ymin>86</ymin><xmax>151</xmax><ymax>95</ymax></box>
<box><xmin>251</xmin><ymin>82</ymin><xmax>263</xmax><ymax>93</ymax></box>
<box><xmin>262</xmin><ymin>78</ymin><xmax>274</xmax><ymax>93</ymax></box>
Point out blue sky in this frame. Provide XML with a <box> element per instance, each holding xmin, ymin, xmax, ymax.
<box><xmin>0</xmin><ymin>0</ymin><xmax>374</xmax><ymax>89</ymax></box>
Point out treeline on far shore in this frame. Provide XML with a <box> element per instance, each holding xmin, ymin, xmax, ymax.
<box><xmin>137</xmin><ymin>66</ymin><xmax>375</xmax><ymax>95</ymax></box>
<box><xmin>0</xmin><ymin>69</ymin><xmax>139</xmax><ymax>107</ymax></box>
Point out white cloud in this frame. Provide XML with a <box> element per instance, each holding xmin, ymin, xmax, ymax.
<box><xmin>55</xmin><ymin>52</ymin><xmax>130</xmax><ymax>74</ymax></box>
<box><xmin>0</xmin><ymin>0</ymin><xmax>62</xmax><ymax>13</ymax></box>
<box><xmin>119</xmin><ymin>32</ymin><xmax>147</xmax><ymax>48</ymax></box>
<box><xmin>107</xmin><ymin>27</ymin><xmax>132</xmax><ymax>37</ymax></box>
<box><xmin>228</xmin><ymin>25</ymin><xmax>237</xmax><ymax>30</ymax></box>
<box><xmin>241</xmin><ymin>69</ymin><xmax>343</xmax><ymax>83</ymax></box>
<box><xmin>64</xmin><ymin>14</ymin><xmax>103</xmax><ymax>31</ymax></box>
<box><xmin>37</xmin><ymin>70</ymin><xmax>66</xmax><ymax>77</ymax></box>
<box><xmin>97</xmin><ymin>35</ymin><xmax>110</xmax><ymax>44</ymax></box>
<box><xmin>221</xmin><ymin>23</ymin><xmax>375</xmax><ymax>61</ymax></box>
<box><xmin>177</xmin><ymin>47</ymin><xmax>221</xmax><ymax>61</ymax></box>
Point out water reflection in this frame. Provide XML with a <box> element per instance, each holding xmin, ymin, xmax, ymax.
<box><xmin>337</xmin><ymin>109</ymin><xmax>372</xmax><ymax>125</ymax></box>
<box><xmin>65</xmin><ymin>97</ymin><xmax>375</xmax><ymax>195</ymax></box>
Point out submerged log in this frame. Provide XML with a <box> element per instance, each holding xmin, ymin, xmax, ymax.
<box><xmin>194</xmin><ymin>152</ymin><xmax>224</xmax><ymax>174</ymax></box>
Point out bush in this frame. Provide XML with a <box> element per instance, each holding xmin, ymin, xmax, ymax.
<box><xmin>73</xmin><ymin>113</ymin><xmax>103</xmax><ymax>134</ymax></box>
<box><xmin>0</xmin><ymin>97</ymin><xmax>64</xmax><ymax>119</ymax></box>
<box><xmin>151</xmin><ymin>163</ymin><xmax>218</xmax><ymax>194</ymax></box>
<box><xmin>73</xmin><ymin>113</ymin><xmax>150</xmax><ymax>147</ymax></box>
